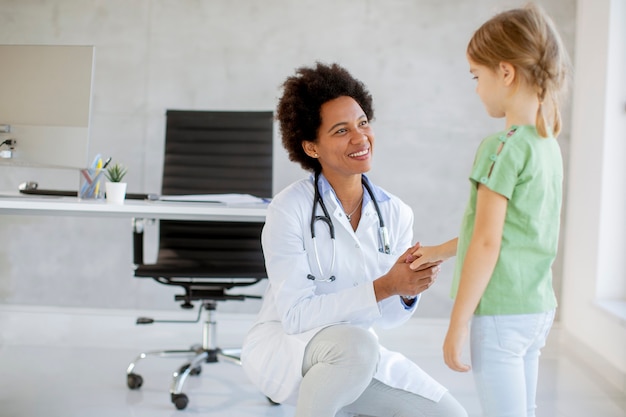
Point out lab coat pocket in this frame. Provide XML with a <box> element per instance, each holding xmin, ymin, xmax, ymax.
<box><xmin>376</xmin><ymin>251</ymin><xmax>396</xmax><ymax>274</ymax></box>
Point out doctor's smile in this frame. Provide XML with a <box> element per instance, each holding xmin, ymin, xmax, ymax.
<box><xmin>348</xmin><ymin>148</ymin><xmax>370</xmax><ymax>158</ymax></box>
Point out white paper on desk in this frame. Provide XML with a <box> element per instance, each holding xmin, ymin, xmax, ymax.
<box><xmin>158</xmin><ymin>193</ymin><xmax>266</xmax><ymax>204</ymax></box>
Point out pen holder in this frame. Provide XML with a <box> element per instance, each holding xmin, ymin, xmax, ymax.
<box><xmin>79</xmin><ymin>168</ymin><xmax>105</xmax><ymax>200</ymax></box>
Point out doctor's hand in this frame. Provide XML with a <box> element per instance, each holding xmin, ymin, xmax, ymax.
<box><xmin>373</xmin><ymin>246</ymin><xmax>442</xmax><ymax>302</ymax></box>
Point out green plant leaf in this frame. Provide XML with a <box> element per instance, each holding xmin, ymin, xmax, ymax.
<box><xmin>105</xmin><ymin>163</ymin><xmax>127</xmax><ymax>182</ymax></box>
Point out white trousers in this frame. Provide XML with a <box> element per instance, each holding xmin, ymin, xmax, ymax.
<box><xmin>296</xmin><ymin>324</ymin><xmax>468</xmax><ymax>417</ymax></box>
<box><xmin>471</xmin><ymin>310</ymin><xmax>555</xmax><ymax>417</ymax></box>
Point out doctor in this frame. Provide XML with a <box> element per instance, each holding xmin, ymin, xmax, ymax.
<box><xmin>241</xmin><ymin>62</ymin><xmax>467</xmax><ymax>417</ymax></box>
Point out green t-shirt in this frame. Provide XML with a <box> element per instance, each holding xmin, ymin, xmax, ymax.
<box><xmin>452</xmin><ymin>125</ymin><xmax>562</xmax><ymax>315</ymax></box>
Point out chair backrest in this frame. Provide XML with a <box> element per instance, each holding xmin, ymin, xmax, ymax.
<box><xmin>162</xmin><ymin>110</ymin><xmax>273</xmax><ymax>198</ymax></box>
<box><xmin>154</xmin><ymin>110</ymin><xmax>273</xmax><ymax>278</ymax></box>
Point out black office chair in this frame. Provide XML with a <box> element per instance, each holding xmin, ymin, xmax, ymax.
<box><xmin>126</xmin><ymin>110</ymin><xmax>274</xmax><ymax>410</ymax></box>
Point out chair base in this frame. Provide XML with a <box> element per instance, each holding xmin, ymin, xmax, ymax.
<box><xmin>126</xmin><ymin>302</ymin><xmax>245</xmax><ymax>410</ymax></box>
<box><xmin>125</xmin><ymin>301</ymin><xmax>279</xmax><ymax>410</ymax></box>
<box><xmin>126</xmin><ymin>345</ymin><xmax>242</xmax><ymax>410</ymax></box>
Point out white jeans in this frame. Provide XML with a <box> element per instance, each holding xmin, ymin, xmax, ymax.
<box><xmin>470</xmin><ymin>310</ymin><xmax>555</xmax><ymax>417</ymax></box>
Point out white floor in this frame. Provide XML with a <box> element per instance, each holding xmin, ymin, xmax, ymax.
<box><xmin>0</xmin><ymin>305</ymin><xmax>624</xmax><ymax>417</ymax></box>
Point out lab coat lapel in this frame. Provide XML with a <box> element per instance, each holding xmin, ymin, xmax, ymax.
<box><xmin>329</xmin><ymin>195</ymin><xmax>378</xmax><ymax>244</ymax></box>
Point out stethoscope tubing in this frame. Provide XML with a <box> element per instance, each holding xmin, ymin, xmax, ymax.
<box><xmin>308</xmin><ymin>172</ymin><xmax>389</xmax><ymax>282</ymax></box>
<box><xmin>309</xmin><ymin>176</ymin><xmax>337</xmax><ymax>281</ymax></box>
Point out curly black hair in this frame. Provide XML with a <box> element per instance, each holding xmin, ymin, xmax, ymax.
<box><xmin>276</xmin><ymin>62</ymin><xmax>374</xmax><ymax>172</ymax></box>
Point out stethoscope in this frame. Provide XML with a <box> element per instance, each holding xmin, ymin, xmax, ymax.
<box><xmin>307</xmin><ymin>172</ymin><xmax>391</xmax><ymax>282</ymax></box>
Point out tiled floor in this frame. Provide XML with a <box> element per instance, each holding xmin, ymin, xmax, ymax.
<box><xmin>0</xmin><ymin>305</ymin><xmax>624</xmax><ymax>417</ymax></box>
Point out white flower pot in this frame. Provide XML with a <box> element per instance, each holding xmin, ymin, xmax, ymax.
<box><xmin>105</xmin><ymin>182</ymin><xmax>127</xmax><ymax>204</ymax></box>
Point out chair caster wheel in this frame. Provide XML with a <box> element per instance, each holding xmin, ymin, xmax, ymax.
<box><xmin>172</xmin><ymin>393</ymin><xmax>189</xmax><ymax>410</ymax></box>
<box><xmin>178</xmin><ymin>364</ymin><xmax>202</xmax><ymax>376</ymax></box>
<box><xmin>127</xmin><ymin>373</ymin><xmax>143</xmax><ymax>389</ymax></box>
<box><xmin>267</xmin><ymin>396</ymin><xmax>280</xmax><ymax>405</ymax></box>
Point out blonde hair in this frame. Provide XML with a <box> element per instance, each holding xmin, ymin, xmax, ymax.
<box><xmin>467</xmin><ymin>3</ymin><xmax>570</xmax><ymax>137</ymax></box>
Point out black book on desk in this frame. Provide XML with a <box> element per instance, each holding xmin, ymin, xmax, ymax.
<box><xmin>19</xmin><ymin>189</ymin><xmax>157</xmax><ymax>200</ymax></box>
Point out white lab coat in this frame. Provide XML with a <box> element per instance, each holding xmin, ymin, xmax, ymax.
<box><xmin>241</xmin><ymin>175</ymin><xmax>447</xmax><ymax>405</ymax></box>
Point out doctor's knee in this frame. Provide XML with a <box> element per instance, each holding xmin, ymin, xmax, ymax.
<box><xmin>311</xmin><ymin>325</ymin><xmax>380</xmax><ymax>372</ymax></box>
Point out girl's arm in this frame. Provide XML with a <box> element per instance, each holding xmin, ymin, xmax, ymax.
<box><xmin>444</xmin><ymin>184</ymin><xmax>507</xmax><ymax>372</ymax></box>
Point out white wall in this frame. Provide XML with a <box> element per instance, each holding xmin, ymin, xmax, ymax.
<box><xmin>0</xmin><ymin>0</ymin><xmax>578</xmax><ymax>316</ymax></box>
<box><xmin>560</xmin><ymin>0</ymin><xmax>626</xmax><ymax>392</ymax></box>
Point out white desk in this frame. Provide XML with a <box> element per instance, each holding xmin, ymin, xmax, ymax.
<box><xmin>0</xmin><ymin>193</ymin><xmax>267</xmax><ymax>222</ymax></box>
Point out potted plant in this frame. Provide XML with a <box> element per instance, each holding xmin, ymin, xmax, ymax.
<box><xmin>104</xmin><ymin>163</ymin><xmax>128</xmax><ymax>204</ymax></box>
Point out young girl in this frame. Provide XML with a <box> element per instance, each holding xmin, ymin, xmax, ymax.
<box><xmin>408</xmin><ymin>4</ymin><xmax>570</xmax><ymax>417</ymax></box>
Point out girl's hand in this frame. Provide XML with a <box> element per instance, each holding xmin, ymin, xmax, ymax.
<box><xmin>443</xmin><ymin>323</ymin><xmax>471</xmax><ymax>372</ymax></box>
<box><xmin>408</xmin><ymin>238</ymin><xmax>459</xmax><ymax>271</ymax></box>
<box><xmin>409</xmin><ymin>245</ymin><xmax>441</xmax><ymax>270</ymax></box>
<box><xmin>373</xmin><ymin>244</ymin><xmax>441</xmax><ymax>301</ymax></box>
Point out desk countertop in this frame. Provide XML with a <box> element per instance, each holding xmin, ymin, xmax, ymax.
<box><xmin>0</xmin><ymin>192</ymin><xmax>267</xmax><ymax>222</ymax></box>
